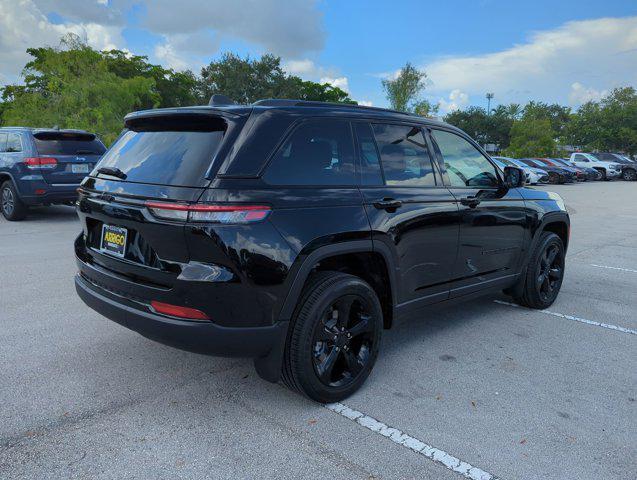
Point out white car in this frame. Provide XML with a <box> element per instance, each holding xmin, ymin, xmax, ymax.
<box><xmin>492</xmin><ymin>156</ymin><xmax>548</xmax><ymax>184</ymax></box>
<box><xmin>569</xmin><ymin>153</ymin><xmax>623</xmax><ymax>180</ymax></box>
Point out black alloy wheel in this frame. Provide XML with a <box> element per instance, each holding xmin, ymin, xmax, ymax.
<box><xmin>282</xmin><ymin>271</ymin><xmax>383</xmax><ymax>403</ymax></box>
<box><xmin>312</xmin><ymin>294</ymin><xmax>376</xmax><ymax>388</ymax></box>
<box><xmin>536</xmin><ymin>243</ymin><xmax>564</xmax><ymax>304</ymax></box>
<box><xmin>514</xmin><ymin>231</ymin><xmax>565</xmax><ymax>309</ymax></box>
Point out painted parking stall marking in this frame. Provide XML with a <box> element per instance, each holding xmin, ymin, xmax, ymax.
<box><xmin>325</xmin><ymin>402</ymin><xmax>499</xmax><ymax>480</ymax></box>
<box><xmin>590</xmin><ymin>264</ymin><xmax>637</xmax><ymax>274</ymax></box>
<box><xmin>494</xmin><ymin>300</ymin><xmax>637</xmax><ymax>335</ymax></box>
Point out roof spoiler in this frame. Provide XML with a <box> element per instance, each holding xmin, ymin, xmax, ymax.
<box><xmin>208</xmin><ymin>94</ymin><xmax>235</xmax><ymax>106</ymax></box>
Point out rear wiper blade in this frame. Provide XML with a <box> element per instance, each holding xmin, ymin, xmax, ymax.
<box><xmin>97</xmin><ymin>166</ymin><xmax>127</xmax><ymax>179</ymax></box>
<box><xmin>76</xmin><ymin>149</ymin><xmax>97</xmax><ymax>154</ymax></box>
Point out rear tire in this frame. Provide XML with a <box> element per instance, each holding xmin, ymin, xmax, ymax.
<box><xmin>622</xmin><ymin>168</ymin><xmax>636</xmax><ymax>181</ymax></box>
<box><xmin>1</xmin><ymin>181</ymin><xmax>27</xmax><ymax>221</ymax></box>
<box><xmin>282</xmin><ymin>271</ymin><xmax>383</xmax><ymax>403</ymax></box>
<box><xmin>513</xmin><ymin>232</ymin><xmax>565</xmax><ymax>309</ymax></box>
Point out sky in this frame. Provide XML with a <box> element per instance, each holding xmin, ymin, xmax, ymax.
<box><xmin>1</xmin><ymin>0</ymin><xmax>636</xmax><ymax>114</ymax></box>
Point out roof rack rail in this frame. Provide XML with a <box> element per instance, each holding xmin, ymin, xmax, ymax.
<box><xmin>252</xmin><ymin>98</ymin><xmax>415</xmax><ymax>117</ymax></box>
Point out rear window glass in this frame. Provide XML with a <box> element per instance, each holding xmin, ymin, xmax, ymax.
<box><xmin>264</xmin><ymin>119</ymin><xmax>355</xmax><ymax>186</ymax></box>
<box><xmin>96</xmin><ymin>116</ymin><xmax>226</xmax><ymax>186</ymax></box>
<box><xmin>34</xmin><ymin>132</ymin><xmax>106</xmax><ymax>155</ymax></box>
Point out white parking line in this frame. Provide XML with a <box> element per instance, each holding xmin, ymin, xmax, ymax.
<box><xmin>325</xmin><ymin>402</ymin><xmax>499</xmax><ymax>480</ymax></box>
<box><xmin>590</xmin><ymin>264</ymin><xmax>637</xmax><ymax>274</ymax></box>
<box><xmin>494</xmin><ymin>300</ymin><xmax>637</xmax><ymax>335</ymax></box>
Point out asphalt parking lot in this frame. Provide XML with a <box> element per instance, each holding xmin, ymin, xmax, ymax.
<box><xmin>1</xmin><ymin>181</ymin><xmax>635</xmax><ymax>480</ymax></box>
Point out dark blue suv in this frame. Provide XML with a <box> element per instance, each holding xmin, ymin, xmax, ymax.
<box><xmin>0</xmin><ymin>127</ymin><xmax>106</xmax><ymax>221</ymax></box>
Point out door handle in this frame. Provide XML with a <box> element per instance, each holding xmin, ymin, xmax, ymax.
<box><xmin>373</xmin><ymin>198</ymin><xmax>403</xmax><ymax>210</ymax></box>
<box><xmin>460</xmin><ymin>196</ymin><xmax>481</xmax><ymax>208</ymax></box>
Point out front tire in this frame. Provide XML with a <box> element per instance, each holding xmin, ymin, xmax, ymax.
<box><xmin>514</xmin><ymin>232</ymin><xmax>565</xmax><ymax>309</ymax></box>
<box><xmin>622</xmin><ymin>168</ymin><xmax>636</xmax><ymax>181</ymax></box>
<box><xmin>282</xmin><ymin>271</ymin><xmax>383</xmax><ymax>403</ymax></box>
<box><xmin>1</xmin><ymin>181</ymin><xmax>28</xmax><ymax>221</ymax></box>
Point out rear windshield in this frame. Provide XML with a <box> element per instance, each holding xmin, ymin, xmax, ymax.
<box><xmin>34</xmin><ymin>132</ymin><xmax>106</xmax><ymax>156</ymax></box>
<box><xmin>96</xmin><ymin>115</ymin><xmax>226</xmax><ymax>186</ymax></box>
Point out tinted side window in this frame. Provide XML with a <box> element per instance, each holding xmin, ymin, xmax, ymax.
<box><xmin>0</xmin><ymin>133</ymin><xmax>7</xmax><ymax>152</ymax></box>
<box><xmin>264</xmin><ymin>119</ymin><xmax>355</xmax><ymax>185</ymax></box>
<box><xmin>431</xmin><ymin>129</ymin><xmax>499</xmax><ymax>188</ymax></box>
<box><xmin>573</xmin><ymin>154</ymin><xmax>588</xmax><ymax>162</ymax></box>
<box><xmin>372</xmin><ymin>124</ymin><xmax>436</xmax><ymax>187</ymax></box>
<box><xmin>354</xmin><ymin>122</ymin><xmax>383</xmax><ymax>185</ymax></box>
<box><xmin>6</xmin><ymin>134</ymin><xmax>22</xmax><ymax>153</ymax></box>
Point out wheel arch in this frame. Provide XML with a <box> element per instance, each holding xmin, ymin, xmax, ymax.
<box><xmin>255</xmin><ymin>240</ymin><xmax>398</xmax><ymax>384</ymax></box>
<box><xmin>278</xmin><ymin>240</ymin><xmax>398</xmax><ymax>328</ymax></box>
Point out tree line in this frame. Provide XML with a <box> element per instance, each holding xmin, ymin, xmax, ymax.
<box><xmin>382</xmin><ymin>63</ymin><xmax>637</xmax><ymax>157</ymax></box>
<box><xmin>0</xmin><ymin>35</ymin><xmax>354</xmax><ymax>145</ymax></box>
<box><xmin>1</xmin><ymin>35</ymin><xmax>635</xmax><ymax>156</ymax></box>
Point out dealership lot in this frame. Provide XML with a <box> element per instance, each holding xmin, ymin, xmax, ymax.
<box><xmin>0</xmin><ymin>182</ymin><xmax>635</xmax><ymax>479</ymax></box>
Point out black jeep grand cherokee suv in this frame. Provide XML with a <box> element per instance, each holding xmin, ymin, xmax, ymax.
<box><xmin>75</xmin><ymin>98</ymin><xmax>569</xmax><ymax>402</ymax></box>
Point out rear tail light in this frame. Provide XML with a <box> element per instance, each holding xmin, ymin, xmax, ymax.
<box><xmin>150</xmin><ymin>300</ymin><xmax>210</xmax><ymax>320</ymax></box>
<box><xmin>145</xmin><ymin>201</ymin><xmax>271</xmax><ymax>224</ymax></box>
<box><xmin>23</xmin><ymin>157</ymin><xmax>57</xmax><ymax>170</ymax></box>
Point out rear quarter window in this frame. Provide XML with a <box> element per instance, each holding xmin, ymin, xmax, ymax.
<box><xmin>263</xmin><ymin>118</ymin><xmax>355</xmax><ymax>186</ymax></box>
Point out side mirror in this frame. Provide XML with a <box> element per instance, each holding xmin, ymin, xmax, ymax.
<box><xmin>503</xmin><ymin>166</ymin><xmax>526</xmax><ymax>188</ymax></box>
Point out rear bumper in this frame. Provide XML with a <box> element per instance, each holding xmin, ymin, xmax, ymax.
<box><xmin>75</xmin><ymin>272</ymin><xmax>288</xmax><ymax>358</ymax></box>
<box><xmin>16</xmin><ymin>177</ymin><xmax>79</xmax><ymax>205</ymax></box>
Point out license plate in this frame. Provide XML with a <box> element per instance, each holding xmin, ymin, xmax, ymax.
<box><xmin>72</xmin><ymin>164</ymin><xmax>89</xmax><ymax>174</ymax></box>
<box><xmin>101</xmin><ymin>225</ymin><xmax>127</xmax><ymax>258</ymax></box>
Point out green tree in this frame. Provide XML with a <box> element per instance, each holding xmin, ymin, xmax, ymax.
<box><xmin>444</xmin><ymin>104</ymin><xmax>517</xmax><ymax>150</ymax></box>
<box><xmin>505</xmin><ymin>118</ymin><xmax>556</xmax><ymax>157</ymax></box>
<box><xmin>1</xmin><ymin>34</ymin><xmax>155</xmax><ymax>145</ymax></box>
<box><xmin>522</xmin><ymin>101</ymin><xmax>571</xmax><ymax>138</ymax></box>
<box><xmin>412</xmin><ymin>99</ymin><xmax>439</xmax><ymax>117</ymax></box>
<box><xmin>381</xmin><ymin>62</ymin><xmax>428</xmax><ymax>113</ymax></box>
<box><xmin>198</xmin><ymin>53</ymin><xmax>354</xmax><ymax>105</ymax></box>
<box><xmin>562</xmin><ymin>87</ymin><xmax>637</xmax><ymax>154</ymax></box>
<box><xmin>103</xmin><ymin>49</ymin><xmax>198</xmax><ymax>108</ymax></box>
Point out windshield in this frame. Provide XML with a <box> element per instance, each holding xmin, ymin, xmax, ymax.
<box><xmin>96</xmin><ymin>115</ymin><xmax>226</xmax><ymax>186</ymax></box>
<box><xmin>34</xmin><ymin>132</ymin><xmax>106</xmax><ymax>156</ymax></box>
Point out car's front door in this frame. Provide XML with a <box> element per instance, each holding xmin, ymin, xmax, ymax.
<box><xmin>355</xmin><ymin>122</ymin><xmax>459</xmax><ymax>312</ymax></box>
<box><xmin>429</xmin><ymin>128</ymin><xmax>527</xmax><ymax>297</ymax></box>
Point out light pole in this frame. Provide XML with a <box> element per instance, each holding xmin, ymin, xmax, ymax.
<box><xmin>486</xmin><ymin>93</ymin><xmax>494</xmax><ymax>115</ymax></box>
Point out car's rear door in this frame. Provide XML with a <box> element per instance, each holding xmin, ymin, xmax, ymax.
<box><xmin>428</xmin><ymin>127</ymin><xmax>527</xmax><ymax>297</ymax></box>
<box><xmin>355</xmin><ymin>121</ymin><xmax>459</xmax><ymax>311</ymax></box>
<box><xmin>33</xmin><ymin>131</ymin><xmax>106</xmax><ymax>185</ymax></box>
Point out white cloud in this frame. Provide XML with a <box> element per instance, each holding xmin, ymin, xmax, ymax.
<box><xmin>320</xmin><ymin>76</ymin><xmax>349</xmax><ymax>92</ymax></box>
<box><xmin>357</xmin><ymin>100</ymin><xmax>373</xmax><ymax>107</ymax></box>
<box><xmin>141</xmin><ymin>0</ymin><xmax>324</xmax><ymax>58</ymax></box>
<box><xmin>568</xmin><ymin>82</ymin><xmax>609</xmax><ymax>105</ymax></box>
<box><xmin>284</xmin><ymin>59</ymin><xmax>318</xmax><ymax>76</ymax></box>
<box><xmin>0</xmin><ymin>0</ymin><xmax>124</xmax><ymax>84</ymax></box>
<box><xmin>437</xmin><ymin>89</ymin><xmax>470</xmax><ymax>114</ymax></box>
<box><xmin>423</xmin><ymin>16</ymin><xmax>637</xmax><ymax>107</ymax></box>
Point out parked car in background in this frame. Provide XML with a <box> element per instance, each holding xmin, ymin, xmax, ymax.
<box><xmin>590</xmin><ymin>153</ymin><xmax>636</xmax><ymax>181</ymax></box>
<box><xmin>0</xmin><ymin>128</ymin><xmax>106</xmax><ymax>220</ymax></box>
<box><xmin>569</xmin><ymin>152</ymin><xmax>622</xmax><ymax>180</ymax></box>
<box><xmin>556</xmin><ymin>158</ymin><xmax>602</xmax><ymax>181</ymax></box>
<box><xmin>518</xmin><ymin>158</ymin><xmax>571</xmax><ymax>184</ymax></box>
<box><xmin>492</xmin><ymin>156</ymin><xmax>548</xmax><ymax>184</ymax></box>
<box><xmin>73</xmin><ymin>97</ymin><xmax>569</xmax><ymax>402</ymax></box>
<box><xmin>535</xmin><ymin>158</ymin><xmax>585</xmax><ymax>181</ymax></box>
